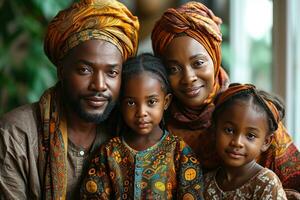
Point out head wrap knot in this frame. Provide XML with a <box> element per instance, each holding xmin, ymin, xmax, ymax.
<box><xmin>44</xmin><ymin>0</ymin><xmax>139</xmax><ymax>66</ymax></box>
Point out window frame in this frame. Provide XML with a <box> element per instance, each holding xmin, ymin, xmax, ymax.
<box><xmin>273</xmin><ymin>0</ymin><xmax>299</xmax><ymax>147</ymax></box>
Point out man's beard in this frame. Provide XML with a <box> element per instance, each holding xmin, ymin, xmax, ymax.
<box><xmin>62</xmin><ymin>88</ymin><xmax>117</xmax><ymax>123</ymax></box>
<box><xmin>73</xmin><ymin>98</ymin><xmax>116</xmax><ymax>123</ymax></box>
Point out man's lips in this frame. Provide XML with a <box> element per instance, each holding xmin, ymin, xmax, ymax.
<box><xmin>84</xmin><ymin>96</ymin><xmax>108</xmax><ymax>107</ymax></box>
<box><xmin>182</xmin><ymin>86</ymin><xmax>203</xmax><ymax>97</ymax></box>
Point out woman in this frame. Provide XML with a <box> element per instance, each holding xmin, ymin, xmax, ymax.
<box><xmin>151</xmin><ymin>1</ymin><xmax>300</xmax><ymax>194</ymax></box>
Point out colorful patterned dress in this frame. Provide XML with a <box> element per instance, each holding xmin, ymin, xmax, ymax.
<box><xmin>80</xmin><ymin>132</ymin><xmax>204</xmax><ymax>199</ymax></box>
<box><xmin>203</xmin><ymin>167</ymin><xmax>287</xmax><ymax>200</ymax></box>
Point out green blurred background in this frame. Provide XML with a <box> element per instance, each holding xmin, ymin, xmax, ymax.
<box><xmin>0</xmin><ymin>0</ymin><xmax>75</xmax><ymax>115</ymax></box>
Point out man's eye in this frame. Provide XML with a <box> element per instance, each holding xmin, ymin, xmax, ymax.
<box><xmin>78</xmin><ymin>66</ymin><xmax>91</xmax><ymax>74</ymax></box>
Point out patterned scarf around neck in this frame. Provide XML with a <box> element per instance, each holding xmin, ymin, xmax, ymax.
<box><xmin>38</xmin><ymin>84</ymin><xmax>68</xmax><ymax>200</ymax></box>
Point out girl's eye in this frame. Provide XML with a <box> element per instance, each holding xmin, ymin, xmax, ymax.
<box><xmin>192</xmin><ymin>60</ymin><xmax>204</xmax><ymax>68</ymax></box>
<box><xmin>167</xmin><ymin>65</ymin><xmax>181</xmax><ymax>74</ymax></box>
<box><xmin>126</xmin><ymin>100</ymin><xmax>135</xmax><ymax>106</ymax></box>
<box><xmin>148</xmin><ymin>99</ymin><xmax>158</xmax><ymax>106</ymax></box>
<box><xmin>224</xmin><ymin>127</ymin><xmax>234</xmax><ymax>134</ymax></box>
<box><xmin>107</xmin><ymin>70</ymin><xmax>119</xmax><ymax>78</ymax></box>
<box><xmin>246</xmin><ymin>133</ymin><xmax>257</xmax><ymax>141</ymax></box>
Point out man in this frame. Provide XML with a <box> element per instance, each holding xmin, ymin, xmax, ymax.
<box><xmin>0</xmin><ymin>0</ymin><xmax>139</xmax><ymax>199</ymax></box>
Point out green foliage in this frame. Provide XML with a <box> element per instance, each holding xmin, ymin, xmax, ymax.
<box><xmin>0</xmin><ymin>0</ymin><xmax>73</xmax><ymax>115</ymax></box>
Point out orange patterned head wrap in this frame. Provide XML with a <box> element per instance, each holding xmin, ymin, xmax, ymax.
<box><xmin>44</xmin><ymin>0</ymin><xmax>139</xmax><ymax>66</ymax></box>
<box><xmin>151</xmin><ymin>1</ymin><xmax>223</xmax><ymax>104</ymax></box>
<box><xmin>214</xmin><ymin>83</ymin><xmax>281</xmax><ymax>131</ymax></box>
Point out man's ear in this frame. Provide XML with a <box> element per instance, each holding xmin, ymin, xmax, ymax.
<box><xmin>163</xmin><ymin>93</ymin><xmax>173</xmax><ymax>110</ymax></box>
<box><xmin>261</xmin><ymin>134</ymin><xmax>273</xmax><ymax>152</ymax></box>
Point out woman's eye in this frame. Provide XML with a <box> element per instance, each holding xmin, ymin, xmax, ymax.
<box><xmin>167</xmin><ymin>65</ymin><xmax>181</xmax><ymax>74</ymax></box>
<box><xmin>192</xmin><ymin>60</ymin><xmax>204</xmax><ymax>68</ymax></box>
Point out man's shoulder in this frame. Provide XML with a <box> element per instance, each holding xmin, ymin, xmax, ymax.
<box><xmin>0</xmin><ymin>103</ymin><xmax>40</xmax><ymax>141</ymax></box>
<box><xmin>1</xmin><ymin>103</ymin><xmax>39</xmax><ymax>125</ymax></box>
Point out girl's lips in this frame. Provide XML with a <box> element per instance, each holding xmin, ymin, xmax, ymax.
<box><xmin>136</xmin><ymin>122</ymin><xmax>150</xmax><ymax>129</ymax></box>
<box><xmin>226</xmin><ymin>150</ymin><xmax>245</xmax><ymax>159</ymax></box>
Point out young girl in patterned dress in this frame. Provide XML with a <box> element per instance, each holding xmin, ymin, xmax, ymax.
<box><xmin>80</xmin><ymin>53</ymin><xmax>204</xmax><ymax>199</ymax></box>
<box><xmin>203</xmin><ymin>83</ymin><xmax>287</xmax><ymax>199</ymax></box>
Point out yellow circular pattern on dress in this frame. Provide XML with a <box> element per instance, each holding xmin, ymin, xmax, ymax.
<box><xmin>155</xmin><ymin>181</ymin><xmax>166</xmax><ymax>191</ymax></box>
<box><xmin>184</xmin><ymin>168</ymin><xmax>197</xmax><ymax>181</ymax></box>
<box><xmin>85</xmin><ymin>180</ymin><xmax>98</xmax><ymax>193</ymax></box>
<box><xmin>183</xmin><ymin>193</ymin><xmax>195</xmax><ymax>200</ymax></box>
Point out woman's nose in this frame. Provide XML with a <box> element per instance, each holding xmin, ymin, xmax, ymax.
<box><xmin>181</xmin><ymin>66</ymin><xmax>197</xmax><ymax>84</ymax></box>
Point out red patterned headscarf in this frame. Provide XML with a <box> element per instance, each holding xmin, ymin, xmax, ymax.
<box><xmin>152</xmin><ymin>1</ymin><xmax>226</xmax><ymax>105</ymax></box>
<box><xmin>214</xmin><ymin>83</ymin><xmax>281</xmax><ymax>131</ymax></box>
<box><xmin>152</xmin><ymin>1</ymin><xmax>228</xmax><ymax>130</ymax></box>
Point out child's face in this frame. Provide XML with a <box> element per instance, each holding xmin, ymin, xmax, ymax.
<box><xmin>215</xmin><ymin>100</ymin><xmax>272</xmax><ymax>168</ymax></box>
<box><xmin>121</xmin><ymin>73</ymin><xmax>171</xmax><ymax>136</ymax></box>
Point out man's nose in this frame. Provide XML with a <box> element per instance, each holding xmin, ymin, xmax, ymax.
<box><xmin>90</xmin><ymin>71</ymin><xmax>107</xmax><ymax>92</ymax></box>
